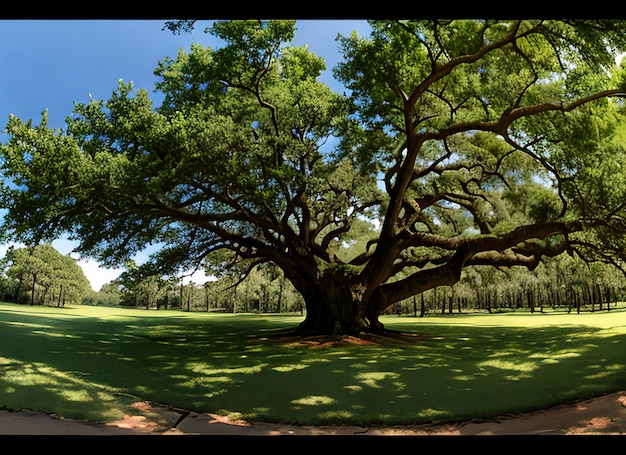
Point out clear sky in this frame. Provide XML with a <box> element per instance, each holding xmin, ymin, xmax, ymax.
<box><xmin>0</xmin><ymin>19</ymin><xmax>372</xmax><ymax>291</ymax></box>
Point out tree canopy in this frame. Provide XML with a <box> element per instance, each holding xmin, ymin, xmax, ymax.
<box><xmin>2</xmin><ymin>20</ymin><xmax>626</xmax><ymax>334</ymax></box>
<box><xmin>0</xmin><ymin>244</ymin><xmax>91</xmax><ymax>306</ymax></box>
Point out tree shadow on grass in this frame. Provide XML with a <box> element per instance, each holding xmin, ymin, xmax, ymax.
<box><xmin>1</xmin><ymin>304</ymin><xmax>626</xmax><ymax>427</ymax></box>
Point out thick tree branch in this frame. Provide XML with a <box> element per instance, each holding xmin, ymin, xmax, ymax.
<box><xmin>372</xmin><ymin>220</ymin><xmax>582</xmax><ymax>307</ymax></box>
<box><xmin>425</xmin><ymin>90</ymin><xmax>626</xmax><ymax>142</ymax></box>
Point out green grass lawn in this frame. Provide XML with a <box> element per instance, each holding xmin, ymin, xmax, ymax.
<box><xmin>1</xmin><ymin>302</ymin><xmax>626</xmax><ymax>427</ymax></box>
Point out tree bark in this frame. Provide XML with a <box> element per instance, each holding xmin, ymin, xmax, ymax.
<box><xmin>296</xmin><ymin>285</ymin><xmax>369</xmax><ymax>335</ymax></box>
<box><xmin>30</xmin><ymin>273</ymin><xmax>36</xmax><ymax>306</ymax></box>
<box><xmin>285</xmin><ymin>263</ymin><xmax>380</xmax><ymax>335</ymax></box>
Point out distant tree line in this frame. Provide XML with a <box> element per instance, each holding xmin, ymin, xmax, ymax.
<box><xmin>84</xmin><ymin>252</ymin><xmax>626</xmax><ymax>317</ymax></box>
<box><xmin>1</xmin><ymin>244</ymin><xmax>623</xmax><ymax>317</ymax></box>
<box><xmin>0</xmin><ymin>244</ymin><xmax>91</xmax><ymax>306</ymax></box>
<box><xmin>390</xmin><ymin>255</ymin><xmax>626</xmax><ymax>316</ymax></box>
<box><xmin>85</xmin><ymin>261</ymin><xmax>306</xmax><ymax>314</ymax></box>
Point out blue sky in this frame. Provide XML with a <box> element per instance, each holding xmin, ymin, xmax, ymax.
<box><xmin>0</xmin><ymin>19</ymin><xmax>371</xmax><ymax>290</ymax></box>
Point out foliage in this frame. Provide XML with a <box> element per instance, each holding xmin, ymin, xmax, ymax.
<box><xmin>3</xmin><ymin>20</ymin><xmax>626</xmax><ymax>334</ymax></box>
<box><xmin>394</xmin><ymin>255</ymin><xmax>626</xmax><ymax>316</ymax></box>
<box><xmin>0</xmin><ymin>244</ymin><xmax>91</xmax><ymax>306</ymax></box>
<box><xmin>82</xmin><ymin>282</ymin><xmax>121</xmax><ymax>307</ymax></box>
<box><xmin>109</xmin><ymin>258</ymin><xmax>305</xmax><ymax>313</ymax></box>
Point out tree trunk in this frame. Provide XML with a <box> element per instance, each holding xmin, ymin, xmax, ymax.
<box><xmin>277</xmin><ymin>276</ymin><xmax>284</xmax><ymax>313</ymax></box>
<box><xmin>286</xmin><ymin>259</ymin><xmax>469</xmax><ymax>335</ymax></box>
<box><xmin>279</xmin><ymin>244</ymin><xmax>471</xmax><ymax>336</ymax></box>
<box><xmin>297</xmin><ymin>285</ymin><xmax>371</xmax><ymax>335</ymax></box>
<box><xmin>30</xmin><ymin>273</ymin><xmax>36</xmax><ymax>306</ymax></box>
<box><xmin>287</xmin><ymin>265</ymin><xmax>383</xmax><ymax>336</ymax></box>
<box><xmin>14</xmin><ymin>273</ymin><xmax>23</xmax><ymax>302</ymax></box>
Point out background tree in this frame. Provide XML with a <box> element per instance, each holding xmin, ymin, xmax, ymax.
<box><xmin>114</xmin><ymin>260</ymin><xmax>170</xmax><ymax>309</ymax></box>
<box><xmin>1</xmin><ymin>244</ymin><xmax>91</xmax><ymax>306</ymax></box>
<box><xmin>2</xmin><ymin>20</ymin><xmax>626</xmax><ymax>335</ymax></box>
<box><xmin>83</xmin><ymin>281</ymin><xmax>122</xmax><ymax>307</ymax></box>
<box><xmin>389</xmin><ymin>255</ymin><xmax>626</xmax><ymax>316</ymax></box>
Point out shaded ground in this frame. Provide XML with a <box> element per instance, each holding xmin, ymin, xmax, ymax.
<box><xmin>2</xmin><ymin>334</ymin><xmax>625</xmax><ymax>438</ymax></box>
<box><xmin>1</xmin><ymin>390</ymin><xmax>625</xmax><ymax>436</ymax></box>
<box><xmin>258</xmin><ymin>329</ymin><xmax>431</xmax><ymax>347</ymax></box>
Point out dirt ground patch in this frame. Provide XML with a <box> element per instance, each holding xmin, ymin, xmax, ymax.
<box><xmin>257</xmin><ymin>329</ymin><xmax>431</xmax><ymax>348</ymax></box>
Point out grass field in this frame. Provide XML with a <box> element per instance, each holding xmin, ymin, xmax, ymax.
<box><xmin>1</xmin><ymin>302</ymin><xmax>626</xmax><ymax>427</ymax></box>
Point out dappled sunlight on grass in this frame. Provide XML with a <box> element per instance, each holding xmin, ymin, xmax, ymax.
<box><xmin>32</xmin><ymin>330</ymin><xmax>80</xmax><ymax>339</ymax></box>
<box><xmin>2</xmin><ymin>303</ymin><xmax>626</xmax><ymax>426</ymax></box>
<box><xmin>0</xmin><ymin>354</ymin><xmax>141</xmax><ymax>421</ymax></box>
<box><xmin>355</xmin><ymin>371</ymin><xmax>400</xmax><ymax>389</ymax></box>
<box><xmin>3</xmin><ymin>321</ymin><xmax>55</xmax><ymax>330</ymax></box>
<box><xmin>317</xmin><ymin>410</ymin><xmax>357</xmax><ymax>421</ymax></box>
<box><xmin>417</xmin><ymin>408</ymin><xmax>451</xmax><ymax>420</ymax></box>
<box><xmin>58</xmin><ymin>389</ymin><xmax>93</xmax><ymax>402</ymax></box>
<box><xmin>529</xmin><ymin>351</ymin><xmax>581</xmax><ymax>364</ymax></box>
<box><xmin>186</xmin><ymin>362</ymin><xmax>266</xmax><ymax>376</ymax></box>
<box><xmin>272</xmin><ymin>363</ymin><xmax>309</xmax><ymax>372</ymax></box>
<box><xmin>451</xmin><ymin>368</ymin><xmax>476</xmax><ymax>381</ymax></box>
<box><xmin>179</xmin><ymin>375</ymin><xmax>232</xmax><ymax>388</ymax></box>
<box><xmin>3</xmin><ymin>362</ymin><xmax>54</xmax><ymax>386</ymax></box>
<box><xmin>478</xmin><ymin>359</ymin><xmax>538</xmax><ymax>372</ymax></box>
<box><xmin>477</xmin><ymin>359</ymin><xmax>537</xmax><ymax>381</ymax></box>
<box><xmin>343</xmin><ymin>385</ymin><xmax>363</xmax><ymax>392</ymax></box>
<box><xmin>585</xmin><ymin>364</ymin><xmax>624</xmax><ymax>380</ymax></box>
<box><xmin>291</xmin><ymin>395</ymin><xmax>337</xmax><ymax>406</ymax></box>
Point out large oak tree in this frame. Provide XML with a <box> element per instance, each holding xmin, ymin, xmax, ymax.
<box><xmin>3</xmin><ymin>20</ymin><xmax>626</xmax><ymax>334</ymax></box>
